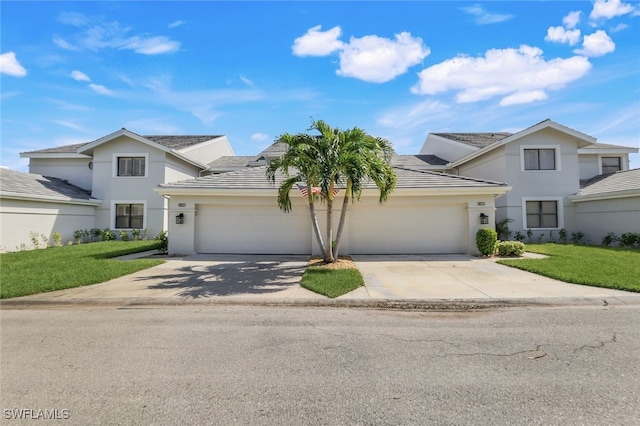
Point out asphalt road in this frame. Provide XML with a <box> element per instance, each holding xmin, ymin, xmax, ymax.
<box><xmin>1</xmin><ymin>305</ymin><xmax>639</xmax><ymax>425</ymax></box>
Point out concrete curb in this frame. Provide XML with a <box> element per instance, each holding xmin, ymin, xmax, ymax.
<box><xmin>2</xmin><ymin>295</ymin><xmax>640</xmax><ymax>310</ymax></box>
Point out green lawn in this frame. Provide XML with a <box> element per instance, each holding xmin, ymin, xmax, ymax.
<box><xmin>498</xmin><ymin>243</ymin><xmax>640</xmax><ymax>293</ymax></box>
<box><xmin>0</xmin><ymin>241</ymin><xmax>164</xmax><ymax>299</ymax></box>
<box><xmin>301</xmin><ymin>267</ymin><xmax>364</xmax><ymax>298</ymax></box>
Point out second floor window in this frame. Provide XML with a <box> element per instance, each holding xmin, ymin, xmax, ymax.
<box><xmin>118</xmin><ymin>157</ymin><xmax>145</xmax><ymax>176</ymax></box>
<box><xmin>523</xmin><ymin>148</ymin><xmax>556</xmax><ymax>171</ymax></box>
<box><xmin>601</xmin><ymin>157</ymin><xmax>621</xmax><ymax>175</ymax></box>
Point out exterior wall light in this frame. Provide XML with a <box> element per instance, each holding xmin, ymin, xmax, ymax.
<box><xmin>176</xmin><ymin>213</ymin><xmax>185</xmax><ymax>225</ymax></box>
<box><xmin>479</xmin><ymin>213</ymin><xmax>489</xmax><ymax>225</ymax></box>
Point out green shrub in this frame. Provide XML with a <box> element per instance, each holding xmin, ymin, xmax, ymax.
<box><xmin>73</xmin><ymin>229</ymin><xmax>84</xmax><ymax>244</ymax></box>
<box><xmin>155</xmin><ymin>230</ymin><xmax>168</xmax><ymax>253</ymax></box>
<box><xmin>52</xmin><ymin>232</ymin><xmax>63</xmax><ymax>247</ymax></box>
<box><xmin>131</xmin><ymin>229</ymin><xmax>142</xmax><ymax>241</ymax></box>
<box><xmin>476</xmin><ymin>228</ymin><xmax>498</xmax><ymax>256</ymax></box>
<box><xmin>119</xmin><ymin>230</ymin><xmax>130</xmax><ymax>241</ymax></box>
<box><xmin>90</xmin><ymin>228</ymin><xmax>102</xmax><ymax>242</ymax></box>
<box><xmin>101</xmin><ymin>229</ymin><xmax>116</xmax><ymax>241</ymax></box>
<box><xmin>571</xmin><ymin>231</ymin><xmax>585</xmax><ymax>244</ymax></box>
<box><xmin>601</xmin><ymin>232</ymin><xmax>618</xmax><ymax>247</ymax></box>
<box><xmin>559</xmin><ymin>228</ymin><xmax>568</xmax><ymax>244</ymax></box>
<box><xmin>496</xmin><ymin>241</ymin><xmax>525</xmax><ymax>257</ymax></box>
<box><xmin>620</xmin><ymin>232</ymin><xmax>640</xmax><ymax>248</ymax></box>
<box><xmin>514</xmin><ymin>231</ymin><xmax>525</xmax><ymax>242</ymax></box>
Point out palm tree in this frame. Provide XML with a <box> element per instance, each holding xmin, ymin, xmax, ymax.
<box><xmin>266</xmin><ymin>132</ymin><xmax>328</xmax><ymax>258</ymax></box>
<box><xmin>267</xmin><ymin>119</ymin><xmax>396</xmax><ymax>262</ymax></box>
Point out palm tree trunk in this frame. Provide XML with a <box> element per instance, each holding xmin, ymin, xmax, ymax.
<box><xmin>333</xmin><ymin>180</ymin><xmax>351</xmax><ymax>259</ymax></box>
<box><xmin>325</xmin><ymin>182</ymin><xmax>335</xmax><ymax>262</ymax></box>
<box><xmin>308</xmin><ymin>195</ymin><xmax>326</xmax><ymax>257</ymax></box>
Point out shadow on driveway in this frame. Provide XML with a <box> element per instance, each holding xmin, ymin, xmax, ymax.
<box><xmin>137</xmin><ymin>255</ymin><xmax>308</xmax><ymax>298</ymax></box>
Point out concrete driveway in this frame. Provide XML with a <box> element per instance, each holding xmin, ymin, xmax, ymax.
<box><xmin>351</xmin><ymin>254</ymin><xmax>637</xmax><ymax>303</ymax></box>
<box><xmin>9</xmin><ymin>253</ymin><xmax>639</xmax><ymax>306</ymax></box>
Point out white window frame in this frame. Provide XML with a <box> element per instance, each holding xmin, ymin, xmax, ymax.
<box><xmin>111</xmin><ymin>200</ymin><xmax>147</xmax><ymax>230</ymax></box>
<box><xmin>112</xmin><ymin>153</ymin><xmax>149</xmax><ymax>178</ymax></box>
<box><xmin>520</xmin><ymin>145</ymin><xmax>561</xmax><ymax>172</ymax></box>
<box><xmin>522</xmin><ymin>197</ymin><xmax>564</xmax><ymax>230</ymax></box>
<box><xmin>598</xmin><ymin>155</ymin><xmax>623</xmax><ymax>175</ymax></box>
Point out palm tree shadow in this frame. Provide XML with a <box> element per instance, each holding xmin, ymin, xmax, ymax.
<box><xmin>138</xmin><ymin>259</ymin><xmax>307</xmax><ymax>298</ymax></box>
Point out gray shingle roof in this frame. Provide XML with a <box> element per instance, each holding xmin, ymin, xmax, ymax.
<box><xmin>391</xmin><ymin>154</ymin><xmax>448</xmax><ymax>167</ymax></box>
<box><xmin>158</xmin><ymin>166</ymin><xmax>508</xmax><ymax>191</ymax></box>
<box><xmin>22</xmin><ymin>135</ymin><xmax>223</xmax><ymax>154</ymax></box>
<box><xmin>0</xmin><ymin>168</ymin><xmax>96</xmax><ymax>201</ymax></box>
<box><xmin>577</xmin><ymin>169</ymin><xmax>640</xmax><ymax>196</ymax></box>
<box><xmin>581</xmin><ymin>142</ymin><xmax>639</xmax><ymax>150</ymax></box>
<box><xmin>432</xmin><ymin>132</ymin><xmax>512</xmax><ymax>148</ymax></box>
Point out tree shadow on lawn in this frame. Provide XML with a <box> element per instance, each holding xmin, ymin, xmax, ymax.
<box><xmin>138</xmin><ymin>258</ymin><xmax>307</xmax><ymax>298</ymax></box>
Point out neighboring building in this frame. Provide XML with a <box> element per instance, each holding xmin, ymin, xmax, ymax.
<box><xmin>420</xmin><ymin>119</ymin><xmax>639</xmax><ymax>243</ymax></box>
<box><xmin>0</xmin><ymin>168</ymin><xmax>101</xmax><ymax>251</ymax></box>
<box><xmin>18</xmin><ymin>128</ymin><xmax>233</xmax><ymax>243</ymax></box>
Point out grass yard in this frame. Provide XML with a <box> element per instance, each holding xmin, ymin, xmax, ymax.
<box><xmin>0</xmin><ymin>241</ymin><xmax>164</xmax><ymax>299</ymax></box>
<box><xmin>498</xmin><ymin>243</ymin><xmax>640</xmax><ymax>293</ymax></box>
<box><xmin>301</xmin><ymin>257</ymin><xmax>365</xmax><ymax>298</ymax></box>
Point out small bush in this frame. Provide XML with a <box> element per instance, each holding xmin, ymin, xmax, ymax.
<box><xmin>476</xmin><ymin>228</ymin><xmax>498</xmax><ymax>256</ymax></box>
<box><xmin>119</xmin><ymin>230</ymin><xmax>130</xmax><ymax>241</ymax></box>
<box><xmin>514</xmin><ymin>231</ymin><xmax>525</xmax><ymax>242</ymax></box>
<box><xmin>559</xmin><ymin>228</ymin><xmax>568</xmax><ymax>244</ymax></box>
<box><xmin>90</xmin><ymin>228</ymin><xmax>102</xmax><ymax>242</ymax></box>
<box><xmin>601</xmin><ymin>232</ymin><xmax>618</xmax><ymax>247</ymax></box>
<box><xmin>496</xmin><ymin>241</ymin><xmax>525</xmax><ymax>257</ymax></box>
<box><xmin>131</xmin><ymin>229</ymin><xmax>142</xmax><ymax>241</ymax></box>
<box><xmin>571</xmin><ymin>231</ymin><xmax>585</xmax><ymax>244</ymax></box>
<box><xmin>73</xmin><ymin>229</ymin><xmax>84</xmax><ymax>244</ymax></box>
<box><xmin>52</xmin><ymin>232</ymin><xmax>63</xmax><ymax>247</ymax></box>
<box><xmin>619</xmin><ymin>232</ymin><xmax>640</xmax><ymax>248</ymax></box>
<box><xmin>155</xmin><ymin>230</ymin><xmax>168</xmax><ymax>253</ymax></box>
<box><xmin>101</xmin><ymin>229</ymin><xmax>117</xmax><ymax>241</ymax></box>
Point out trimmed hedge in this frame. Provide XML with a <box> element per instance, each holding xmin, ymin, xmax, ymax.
<box><xmin>496</xmin><ymin>241</ymin><xmax>525</xmax><ymax>257</ymax></box>
<box><xmin>476</xmin><ymin>228</ymin><xmax>498</xmax><ymax>256</ymax></box>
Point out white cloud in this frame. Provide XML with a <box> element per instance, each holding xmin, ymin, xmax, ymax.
<box><xmin>563</xmin><ymin>11</ymin><xmax>582</xmax><ymax>29</ymax></box>
<box><xmin>590</xmin><ymin>0</ymin><xmax>635</xmax><ymax>20</ymax></box>
<box><xmin>51</xmin><ymin>120</ymin><xmax>88</xmax><ymax>132</ymax></box>
<box><xmin>460</xmin><ymin>4</ymin><xmax>513</xmax><ymax>25</ymax></box>
<box><xmin>240</xmin><ymin>75</ymin><xmax>254</xmax><ymax>87</ymax></box>
<box><xmin>292</xmin><ymin>25</ymin><xmax>344</xmax><ymax>56</ymax></box>
<box><xmin>574</xmin><ymin>30</ymin><xmax>615</xmax><ymax>57</ymax></box>
<box><xmin>89</xmin><ymin>83</ymin><xmax>114</xmax><ymax>96</ymax></box>
<box><xmin>337</xmin><ymin>32</ymin><xmax>430</xmax><ymax>83</ymax></box>
<box><xmin>55</xmin><ymin>13</ymin><xmax>180</xmax><ymax>55</ymax></box>
<box><xmin>121</xmin><ymin>36</ymin><xmax>180</xmax><ymax>55</ymax></box>
<box><xmin>610</xmin><ymin>23</ymin><xmax>628</xmax><ymax>32</ymax></box>
<box><xmin>411</xmin><ymin>45</ymin><xmax>592</xmax><ymax>106</ymax></box>
<box><xmin>545</xmin><ymin>26</ymin><xmax>581</xmax><ymax>45</ymax></box>
<box><xmin>251</xmin><ymin>133</ymin><xmax>270</xmax><ymax>142</ymax></box>
<box><xmin>169</xmin><ymin>20</ymin><xmax>185</xmax><ymax>29</ymax></box>
<box><xmin>292</xmin><ymin>26</ymin><xmax>430</xmax><ymax>83</ymax></box>
<box><xmin>0</xmin><ymin>52</ymin><xmax>27</xmax><ymax>77</ymax></box>
<box><xmin>71</xmin><ymin>70</ymin><xmax>91</xmax><ymax>82</ymax></box>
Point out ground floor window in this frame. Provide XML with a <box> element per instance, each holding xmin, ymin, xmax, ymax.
<box><xmin>525</xmin><ymin>200</ymin><xmax>558</xmax><ymax>228</ymax></box>
<box><xmin>115</xmin><ymin>203</ymin><xmax>144</xmax><ymax>229</ymax></box>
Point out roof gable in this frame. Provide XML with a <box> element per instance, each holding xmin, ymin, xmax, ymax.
<box><xmin>449</xmin><ymin>119</ymin><xmax>598</xmax><ymax>168</ymax></box>
<box><xmin>431</xmin><ymin>132</ymin><xmax>512</xmax><ymax>149</ymax></box>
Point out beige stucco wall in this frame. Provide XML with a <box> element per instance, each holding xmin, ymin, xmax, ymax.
<box><xmin>29</xmin><ymin>157</ymin><xmax>94</xmax><ymax>191</ymax></box>
<box><xmin>574</xmin><ymin>197</ymin><xmax>640</xmax><ymax>244</ymax></box>
<box><xmin>578</xmin><ymin>154</ymin><xmax>600</xmax><ymax>182</ymax></box>
<box><xmin>0</xmin><ymin>198</ymin><xmax>96</xmax><ymax>252</ymax></box>
<box><xmin>420</xmin><ymin>135</ymin><xmax>477</xmax><ymax>163</ymax></box>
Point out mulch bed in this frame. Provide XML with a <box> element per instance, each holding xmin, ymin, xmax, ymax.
<box><xmin>308</xmin><ymin>256</ymin><xmax>357</xmax><ymax>270</ymax></box>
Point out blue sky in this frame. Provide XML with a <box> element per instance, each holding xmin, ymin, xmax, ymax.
<box><xmin>2</xmin><ymin>1</ymin><xmax>639</xmax><ymax>171</ymax></box>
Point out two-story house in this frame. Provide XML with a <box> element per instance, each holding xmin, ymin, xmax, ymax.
<box><xmin>1</xmin><ymin>128</ymin><xmax>232</xmax><ymax>251</ymax></box>
<box><xmin>419</xmin><ymin>119</ymin><xmax>639</xmax><ymax>243</ymax></box>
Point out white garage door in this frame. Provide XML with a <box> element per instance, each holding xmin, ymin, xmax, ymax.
<box><xmin>195</xmin><ymin>203</ymin><xmax>311</xmax><ymax>254</ymax></box>
<box><xmin>349</xmin><ymin>200</ymin><xmax>466</xmax><ymax>254</ymax></box>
